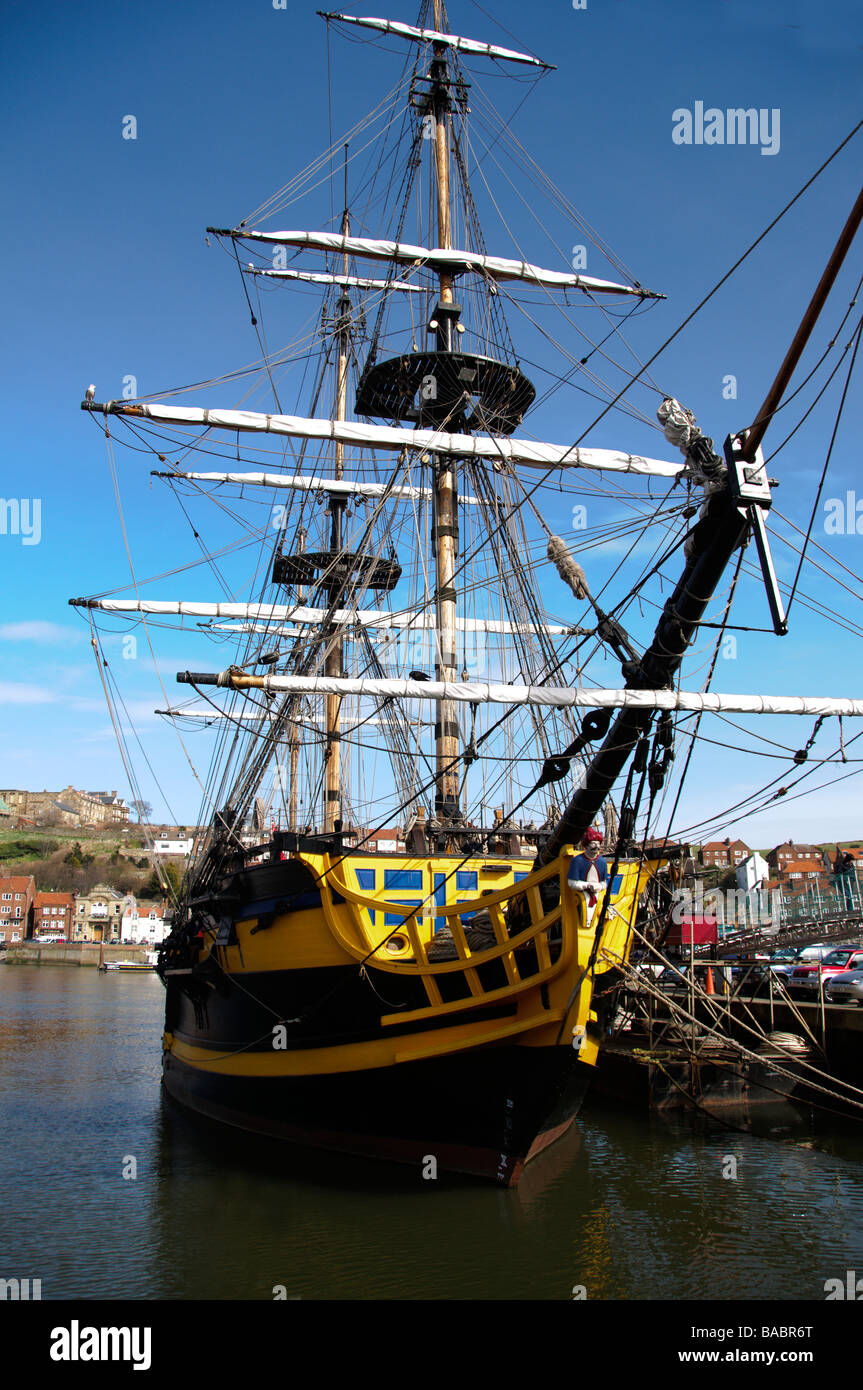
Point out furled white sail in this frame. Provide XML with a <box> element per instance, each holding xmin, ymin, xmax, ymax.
<box><xmin>86</xmin><ymin>401</ymin><xmax>683</xmax><ymax>478</ymax></box>
<box><xmin>204</xmin><ymin>624</ymin><xmax>307</xmax><ymax>638</ymax></box>
<box><xmin>225</xmin><ymin>229</ymin><xmax>656</xmax><ymax>297</ymax></box>
<box><xmin>245</xmin><ymin>268</ymin><xmax>425</xmax><ymax>292</ymax></box>
<box><xmin>73</xmin><ymin>596</ymin><xmax>578</xmax><ymax>637</ymax></box>
<box><xmin>206</xmin><ymin>612</ymin><xmax>579</xmax><ymax>635</ymax></box>
<box><xmin>186</xmin><ymin>670</ymin><xmax>863</xmax><ymax>718</ymax></box>
<box><xmin>155</xmin><ymin>470</ymin><xmax>480</xmax><ymax>504</ymax></box>
<box><xmin>320</xmin><ymin>12</ymin><xmax>553</xmax><ymax>69</ymax></box>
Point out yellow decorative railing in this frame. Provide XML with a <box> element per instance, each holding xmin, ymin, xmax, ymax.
<box><xmin>317</xmin><ymin>852</ymin><xmax>582</xmax><ymax>1025</ymax></box>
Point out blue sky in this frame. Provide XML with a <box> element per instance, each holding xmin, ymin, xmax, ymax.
<box><xmin>2</xmin><ymin>0</ymin><xmax>862</xmax><ymax>847</ymax></box>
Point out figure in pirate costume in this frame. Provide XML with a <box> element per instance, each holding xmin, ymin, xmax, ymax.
<box><xmin>567</xmin><ymin>827</ymin><xmax>609</xmax><ymax>912</ymax></box>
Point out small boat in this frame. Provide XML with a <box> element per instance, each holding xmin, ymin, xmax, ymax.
<box><xmin>100</xmin><ymin>959</ymin><xmax>157</xmax><ymax>973</ymax></box>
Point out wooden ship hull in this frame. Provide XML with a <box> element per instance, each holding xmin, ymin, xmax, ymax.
<box><xmin>159</xmin><ymin>847</ymin><xmax>651</xmax><ymax>1183</ymax></box>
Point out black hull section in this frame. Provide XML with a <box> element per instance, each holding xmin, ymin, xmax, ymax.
<box><xmin>162</xmin><ymin>1045</ymin><xmax>591</xmax><ymax>1185</ymax></box>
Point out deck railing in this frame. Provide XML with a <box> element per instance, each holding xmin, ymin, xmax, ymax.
<box><xmin>319</xmin><ymin>853</ymin><xmax>579</xmax><ymax>1024</ymax></box>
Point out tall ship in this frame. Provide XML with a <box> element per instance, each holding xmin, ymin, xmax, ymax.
<box><xmin>72</xmin><ymin>5</ymin><xmax>863</xmax><ymax>1183</ymax></box>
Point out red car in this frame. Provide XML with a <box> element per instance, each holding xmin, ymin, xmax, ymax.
<box><xmin>790</xmin><ymin>946</ymin><xmax>863</xmax><ymax>996</ymax></box>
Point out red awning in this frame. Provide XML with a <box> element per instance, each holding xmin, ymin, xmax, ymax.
<box><xmin>665</xmin><ymin>915</ymin><xmax>718</xmax><ymax>945</ymax></box>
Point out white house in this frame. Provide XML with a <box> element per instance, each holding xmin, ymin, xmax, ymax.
<box><xmin>735</xmin><ymin>852</ymin><xmax>777</xmax><ymax>928</ymax></box>
<box><xmin>736</xmin><ymin>852</ymin><xmax>770</xmax><ymax>896</ymax></box>
<box><xmin>120</xmin><ymin>896</ymin><xmax>169</xmax><ymax>945</ymax></box>
<box><xmin>151</xmin><ymin>837</ymin><xmax>194</xmax><ymax>856</ymax></box>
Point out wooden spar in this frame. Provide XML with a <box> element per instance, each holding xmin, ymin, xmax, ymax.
<box><xmin>539</xmin><ymin>190</ymin><xmax>863</xmax><ymax>865</ymax></box>
<box><xmin>172</xmin><ymin>674</ymin><xmax>863</xmax><ymax>717</ymax></box>
<box><xmin>431</xmin><ymin>0</ymin><xmax>461</xmax><ymax>823</ymax></box>
<box><xmin>324</xmin><ymin>175</ymin><xmax>351</xmax><ymax>834</ymax></box>
<box><xmin>742</xmin><ymin>184</ymin><xmax>863</xmax><ymax>460</ymax></box>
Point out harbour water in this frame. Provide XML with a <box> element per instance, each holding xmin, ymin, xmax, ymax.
<box><xmin>3</xmin><ymin>964</ymin><xmax>863</xmax><ymax>1302</ymax></box>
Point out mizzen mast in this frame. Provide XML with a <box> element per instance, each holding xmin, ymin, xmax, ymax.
<box><xmin>324</xmin><ymin>161</ymin><xmax>352</xmax><ymax>834</ymax></box>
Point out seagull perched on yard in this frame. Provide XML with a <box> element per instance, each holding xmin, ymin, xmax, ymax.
<box><xmin>85</xmin><ymin>384</ymin><xmax>95</xmax><ymax>401</ymax></box>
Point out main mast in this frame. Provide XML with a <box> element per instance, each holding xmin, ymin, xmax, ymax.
<box><xmin>429</xmin><ymin>0</ymin><xmax>461</xmax><ymax>828</ymax></box>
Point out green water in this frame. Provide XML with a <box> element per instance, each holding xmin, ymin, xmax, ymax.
<box><xmin>2</xmin><ymin>964</ymin><xmax>863</xmax><ymax>1301</ymax></box>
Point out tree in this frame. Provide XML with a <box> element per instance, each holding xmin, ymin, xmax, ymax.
<box><xmin>130</xmin><ymin>800</ymin><xmax>153</xmax><ymax>824</ymax></box>
<box><xmin>142</xmin><ymin>860</ymin><xmax>182</xmax><ymax>900</ymax></box>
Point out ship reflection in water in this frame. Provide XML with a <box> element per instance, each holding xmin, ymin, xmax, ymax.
<box><xmin>4</xmin><ymin>965</ymin><xmax>863</xmax><ymax>1301</ymax></box>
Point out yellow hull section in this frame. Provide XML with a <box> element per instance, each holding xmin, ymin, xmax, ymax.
<box><xmin>179</xmin><ymin>848</ymin><xmax>656</xmax><ymax>1075</ymax></box>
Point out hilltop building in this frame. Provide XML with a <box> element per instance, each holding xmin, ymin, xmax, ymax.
<box><xmin>699</xmin><ymin>838</ymin><xmax>751</xmax><ymax>869</ymax></box>
<box><xmin>0</xmin><ymin>787</ymin><xmax>129</xmax><ymax>828</ymax></box>
<box><xmin>766</xmin><ymin>841</ymin><xmax>825</xmax><ymax>871</ymax></box>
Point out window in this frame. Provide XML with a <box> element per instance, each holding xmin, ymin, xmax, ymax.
<box><xmin>1</xmin><ymin>894</ymin><xmax>10</xmax><ymax>901</ymax></box>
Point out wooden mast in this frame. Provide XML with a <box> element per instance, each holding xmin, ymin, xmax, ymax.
<box><xmin>324</xmin><ymin>156</ymin><xmax>351</xmax><ymax>833</ymax></box>
<box><xmin>742</xmin><ymin>185</ymin><xmax>863</xmax><ymax>461</ymax></box>
<box><xmin>538</xmin><ymin>190</ymin><xmax>863</xmax><ymax>866</ymax></box>
<box><xmin>430</xmin><ymin>0</ymin><xmax>461</xmax><ymax>828</ymax></box>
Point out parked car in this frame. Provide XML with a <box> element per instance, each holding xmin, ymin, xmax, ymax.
<box><xmin>654</xmin><ymin>964</ymin><xmax>728</xmax><ymax>997</ymax></box>
<box><xmin>824</xmin><ymin>967</ymin><xmax>863</xmax><ymax>1005</ymax></box>
<box><xmin>773</xmin><ymin>943</ymin><xmax>833</xmax><ymax>981</ymax></box>
<box><xmin>728</xmin><ymin>961</ymin><xmax>793</xmax><ymax>998</ymax></box>
<box><xmin>768</xmin><ymin>943</ymin><xmax>830</xmax><ymax>979</ymax></box>
<box><xmin>768</xmin><ymin>948</ymin><xmax>801</xmax><ymax>979</ymax></box>
<box><xmin>789</xmin><ymin>946</ymin><xmax>863</xmax><ymax>997</ymax></box>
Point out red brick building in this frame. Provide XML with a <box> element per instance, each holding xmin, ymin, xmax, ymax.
<box><xmin>0</xmin><ymin>874</ymin><xmax>35</xmax><ymax>944</ymax></box>
<box><xmin>699</xmin><ymin>837</ymin><xmax>750</xmax><ymax>869</ymax></box>
<box><xmin>780</xmin><ymin>860</ymin><xmax>823</xmax><ymax>883</ymax></box>
<box><xmin>33</xmin><ymin>891</ymin><xmax>75</xmax><ymax>938</ymax></box>
<box><xmin>767</xmin><ymin>841</ymin><xmax>824</xmax><ymax>872</ymax></box>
